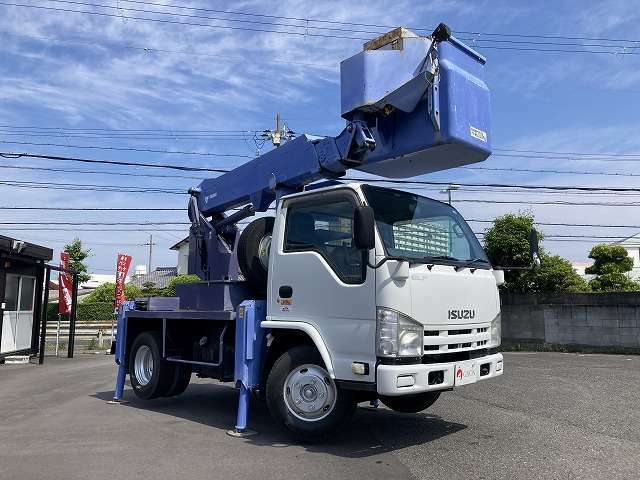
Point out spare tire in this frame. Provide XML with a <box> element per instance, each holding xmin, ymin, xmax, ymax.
<box><xmin>237</xmin><ymin>216</ymin><xmax>275</xmax><ymax>291</ymax></box>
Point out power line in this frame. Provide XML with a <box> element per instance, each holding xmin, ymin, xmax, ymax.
<box><xmin>0</xmin><ymin>164</ymin><xmax>205</xmax><ymax>180</ymax></box>
<box><xmin>3</xmin><ymin>219</ymin><xmax>640</xmax><ymax>230</ymax></box>
<box><xmin>4</xmin><ymin>227</ymin><xmax>188</xmax><ymax>231</ymax></box>
<box><xmin>473</xmin><ymin>232</ymin><xmax>628</xmax><ymax>239</ymax></box>
<box><xmin>454</xmin><ymin>199</ymin><xmax>640</xmax><ymax>207</ymax></box>
<box><xmin>0</xmin><ymin>151</ymin><xmax>235</xmax><ymax>171</ymax></box>
<box><xmin>7</xmin><ymin>150</ymin><xmax>640</xmax><ymax>193</ymax></box>
<box><xmin>347</xmin><ymin>177</ymin><xmax>640</xmax><ymax>193</ymax></box>
<box><xmin>0</xmin><ymin>179</ymin><xmax>186</xmax><ymax>194</ymax></box>
<box><xmin>45</xmin><ymin>0</ymin><xmax>381</xmax><ymax>36</ymax></box>
<box><xmin>0</xmin><ymin>30</ymin><xmax>336</xmax><ymax>68</ymax></box>
<box><xmin>0</xmin><ymin>125</ymin><xmax>257</xmax><ymax>133</ymax></box>
<box><xmin>56</xmin><ymin>0</ymin><xmax>640</xmax><ymax>47</ymax></box>
<box><xmin>5</xmin><ymin>160</ymin><xmax>639</xmax><ymax>183</ymax></box>
<box><xmin>494</xmin><ymin>148</ymin><xmax>640</xmax><ymax>158</ymax></box>
<box><xmin>0</xmin><ymin>141</ymin><xmax>253</xmax><ymax>158</ymax></box>
<box><xmin>0</xmin><ymin>1</ymin><xmax>370</xmax><ymax>40</ymax></box>
<box><xmin>0</xmin><ymin>206</ymin><xmax>185</xmax><ymax>211</ymax></box>
<box><xmin>0</xmin><ymin>221</ymin><xmax>189</xmax><ymax>225</ymax></box>
<box><xmin>1</xmin><ymin>1</ymin><xmax>638</xmax><ymax>56</ymax></box>
<box><xmin>463</xmin><ymin>165</ymin><xmax>640</xmax><ymax>178</ymax></box>
<box><xmin>0</xmin><ymin>131</ymin><xmax>255</xmax><ymax>141</ymax></box>
<box><xmin>467</xmin><ymin>219</ymin><xmax>640</xmax><ymax>229</ymax></box>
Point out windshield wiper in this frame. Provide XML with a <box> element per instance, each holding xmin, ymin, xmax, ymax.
<box><xmin>421</xmin><ymin>255</ymin><xmax>459</xmax><ymax>262</ymax></box>
<box><xmin>466</xmin><ymin>258</ymin><xmax>490</xmax><ymax>264</ymax></box>
<box><xmin>367</xmin><ymin>255</ymin><xmax>436</xmax><ymax>269</ymax></box>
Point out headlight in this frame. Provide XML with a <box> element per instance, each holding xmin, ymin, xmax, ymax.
<box><xmin>376</xmin><ymin>307</ymin><xmax>423</xmax><ymax>357</ymax></box>
<box><xmin>490</xmin><ymin>312</ymin><xmax>501</xmax><ymax>348</ymax></box>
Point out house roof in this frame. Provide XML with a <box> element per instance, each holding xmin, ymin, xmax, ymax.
<box><xmin>616</xmin><ymin>232</ymin><xmax>640</xmax><ymax>246</ymax></box>
<box><xmin>170</xmin><ymin>237</ymin><xmax>189</xmax><ymax>250</ymax></box>
<box><xmin>0</xmin><ymin>234</ymin><xmax>53</xmax><ymax>261</ymax></box>
<box><xmin>129</xmin><ymin>266</ymin><xmax>178</xmax><ymax>289</ymax></box>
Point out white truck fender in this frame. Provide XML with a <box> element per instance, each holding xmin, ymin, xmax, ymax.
<box><xmin>260</xmin><ymin>320</ymin><xmax>336</xmax><ymax>378</ymax></box>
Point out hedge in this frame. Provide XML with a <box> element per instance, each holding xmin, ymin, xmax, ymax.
<box><xmin>47</xmin><ymin>302</ymin><xmax>115</xmax><ymax>322</ymax></box>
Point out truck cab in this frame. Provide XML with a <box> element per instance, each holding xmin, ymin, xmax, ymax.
<box><xmin>263</xmin><ymin>182</ymin><xmax>503</xmax><ymax>417</ymax></box>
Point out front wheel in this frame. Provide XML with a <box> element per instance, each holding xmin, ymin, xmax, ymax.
<box><xmin>266</xmin><ymin>345</ymin><xmax>356</xmax><ymax>440</ymax></box>
<box><xmin>379</xmin><ymin>391</ymin><xmax>441</xmax><ymax>413</ymax></box>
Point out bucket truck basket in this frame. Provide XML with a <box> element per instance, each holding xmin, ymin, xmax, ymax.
<box><xmin>340</xmin><ymin>24</ymin><xmax>491</xmax><ymax>178</ymax></box>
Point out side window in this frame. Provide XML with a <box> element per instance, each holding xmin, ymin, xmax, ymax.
<box><xmin>284</xmin><ymin>195</ymin><xmax>365</xmax><ymax>284</ymax></box>
<box><xmin>4</xmin><ymin>274</ymin><xmax>19</xmax><ymax>311</ymax></box>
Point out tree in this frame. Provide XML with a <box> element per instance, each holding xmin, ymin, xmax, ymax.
<box><xmin>162</xmin><ymin>274</ymin><xmax>201</xmax><ymax>296</ymax></box>
<box><xmin>84</xmin><ymin>282</ymin><xmax>142</xmax><ymax>304</ymax></box>
<box><xmin>140</xmin><ymin>281</ymin><xmax>161</xmax><ymax>297</ymax></box>
<box><xmin>483</xmin><ymin>213</ymin><xmax>536</xmax><ymax>293</ymax></box>
<box><xmin>530</xmin><ymin>253</ymin><xmax>590</xmax><ymax>293</ymax></box>
<box><xmin>483</xmin><ymin>213</ymin><xmax>589</xmax><ymax>294</ymax></box>
<box><xmin>586</xmin><ymin>244</ymin><xmax>640</xmax><ymax>292</ymax></box>
<box><xmin>63</xmin><ymin>238</ymin><xmax>92</xmax><ymax>284</ymax></box>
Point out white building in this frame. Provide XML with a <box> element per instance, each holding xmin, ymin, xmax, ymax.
<box><xmin>81</xmin><ymin>273</ymin><xmax>129</xmax><ymax>289</ymax></box>
<box><xmin>617</xmin><ymin>233</ymin><xmax>640</xmax><ymax>280</ymax></box>
<box><xmin>170</xmin><ymin>237</ymin><xmax>189</xmax><ymax>275</ymax></box>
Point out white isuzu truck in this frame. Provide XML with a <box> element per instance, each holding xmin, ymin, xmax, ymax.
<box><xmin>111</xmin><ymin>24</ymin><xmax>516</xmax><ymax>439</ymax></box>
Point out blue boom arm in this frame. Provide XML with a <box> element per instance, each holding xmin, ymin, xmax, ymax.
<box><xmin>192</xmin><ymin>24</ymin><xmax>490</xmax><ymax>218</ymax></box>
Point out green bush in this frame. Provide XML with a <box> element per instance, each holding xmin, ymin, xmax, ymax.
<box><xmin>46</xmin><ymin>302</ymin><xmax>115</xmax><ymax>322</ymax></box>
<box><xmin>83</xmin><ymin>283</ymin><xmax>142</xmax><ymax>303</ymax></box>
<box><xmin>162</xmin><ymin>274</ymin><xmax>201</xmax><ymax>296</ymax></box>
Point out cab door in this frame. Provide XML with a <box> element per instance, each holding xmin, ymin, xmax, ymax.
<box><xmin>267</xmin><ymin>189</ymin><xmax>376</xmax><ymax>382</ymax></box>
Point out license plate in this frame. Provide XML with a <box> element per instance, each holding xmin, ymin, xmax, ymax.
<box><xmin>454</xmin><ymin>360</ymin><xmax>479</xmax><ymax>386</ymax></box>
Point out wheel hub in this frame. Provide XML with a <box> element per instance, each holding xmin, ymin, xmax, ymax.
<box><xmin>134</xmin><ymin>345</ymin><xmax>154</xmax><ymax>386</ymax></box>
<box><xmin>257</xmin><ymin>235</ymin><xmax>271</xmax><ymax>270</ymax></box>
<box><xmin>284</xmin><ymin>364</ymin><xmax>336</xmax><ymax>421</ymax></box>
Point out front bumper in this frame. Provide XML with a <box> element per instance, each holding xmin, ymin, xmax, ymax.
<box><xmin>376</xmin><ymin>353</ymin><xmax>503</xmax><ymax>396</ymax></box>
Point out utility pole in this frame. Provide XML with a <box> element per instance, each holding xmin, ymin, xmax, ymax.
<box><xmin>261</xmin><ymin>113</ymin><xmax>295</xmax><ymax>147</ymax></box>
<box><xmin>142</xmin><ymin>234</ymin><xmax>156</xmax><ymax>274</ymax></box>
<box><xmin>440</xmin><ymin>184</ymin><xmax>460</xmax><ymax>204</ymax></box>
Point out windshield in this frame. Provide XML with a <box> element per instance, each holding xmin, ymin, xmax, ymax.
<box><xmin>361</xmin><ymin>185</ymin><xmax>490</xmax><ymax>266</ymax></box>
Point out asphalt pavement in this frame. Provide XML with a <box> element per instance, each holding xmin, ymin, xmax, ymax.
<box><xmin>0</xmin><ymin>352</ymin><xmax>638</xmax><ymax>480</ymax></box>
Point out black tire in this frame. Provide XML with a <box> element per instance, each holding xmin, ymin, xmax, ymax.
<box><xmin>128</xmin><ymin>331</ymin><xmax>175</xmax><ymax>400</ymax></box>
<box><xmin>379</xmin><ymin>391</ymin><xmax>441</xmax><ymax>413</ymax></box>
<box><xmin>266</xmin><ymin>345</ymin><xmax>356</xmax><ymax>440</ymax></box>
<box><xmin>237</xmin><ymin>217</ymin><xmax>275</xmax><ymax>291</ymax></box>
<box><xmin>163</xmin><ymin>364</ymin><xmax>192</xmax><ymax>398</ymax></box>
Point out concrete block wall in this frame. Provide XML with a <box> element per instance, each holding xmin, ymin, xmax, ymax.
<box><xmin>501</xmin><ymin>293</ymin><xmax>640</xmax><ymax>348</ymax></box>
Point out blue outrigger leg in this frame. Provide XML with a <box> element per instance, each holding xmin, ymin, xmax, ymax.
<box><xmin>229</xmin><ymin>300</ymin><xmax>267</xmax><ymax>436</ymax></box>
<box><xmin>111</xmin><ymin>301</ymin><xmax>134</xmax><ymax>402</ymax></box>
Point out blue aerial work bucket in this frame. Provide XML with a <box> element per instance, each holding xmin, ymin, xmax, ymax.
<box><xmin>340</xmin><ymin>24</ymin><xmax>491</xmax><ymax>178</ymax></box>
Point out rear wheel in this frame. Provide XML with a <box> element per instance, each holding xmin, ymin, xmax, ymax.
<box><xmin>129</xmin><ymin>331</ymin><xmax>174</xmax><ymax>400</ymax></box>
<box><xmin>266</xmin><ymin>345</ymin><xmax>356</xmax><ymax>440</ymax></box>
<box><xmin>379</xmin><ymin>391</ymin><xmax>441</xmax><ymax>413</ymax></box>
<box><xmin>237</xmin><ymin>217</ymin><xmax>274</xmax><ymax>292</ymax></box>
<box><xmin>163</xmin><ymin>364</ymin><xmax>192</xmax><ymax>397</ymax></box>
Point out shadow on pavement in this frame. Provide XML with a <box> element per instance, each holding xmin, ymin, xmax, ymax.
<box><xmin>93</xmin><ymin>382</ymin><xmax>465</xmax><ymax>457</ymax></box>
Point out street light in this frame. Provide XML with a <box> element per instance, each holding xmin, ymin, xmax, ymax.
<box><xmin>440</xmin><ymin>184</ymin><xmax>460</xmax><ymax>204</ymax></box>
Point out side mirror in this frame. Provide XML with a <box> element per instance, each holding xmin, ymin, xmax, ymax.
<box><xmin>353</xmin><ymin>206</ymin><xmax>375</xmax><ymax>250</ymax></box>
<box><xmin>492</xmin><ymin>269</ymin><xmax>505</xmax><ymax>286</ymax></box>
<box><xmin>530</xmin><ymin>228</ymin><xmax>541</xmax><ymax>267</ymax></box>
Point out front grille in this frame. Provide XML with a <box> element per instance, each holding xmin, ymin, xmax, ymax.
<box><xmin>423</xmin><ymin>324</ymin><xmax>491</xmax><ymax>354</ymax></box>
<box><xmin>449</xmin><ymin>329</ymin><xmax>472</xmax><ymax>335</ymax></box>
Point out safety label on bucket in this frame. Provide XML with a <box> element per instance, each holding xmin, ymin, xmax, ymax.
<box><xmin>469</xmin><ymin>126</ymin><xmax>487</xmax><ymax>142</ymax></box>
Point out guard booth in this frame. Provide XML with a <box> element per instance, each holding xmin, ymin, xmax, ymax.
<box><xmin>0</xmin><ymin>235</ymin><xmax>52</xmax><ymax>360</ymax></box>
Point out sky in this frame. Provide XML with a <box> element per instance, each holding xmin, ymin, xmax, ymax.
<box><xmin>1</xmin><ymin>0</ymin><xmax>639</xmax><ymax>274</ymax></box>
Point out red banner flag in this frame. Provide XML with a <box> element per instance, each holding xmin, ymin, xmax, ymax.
<box><xmin>58</xmin><ymin>252</ymin><xmax>73</xmax><ymax>315</ymax></box>
<box><xmin>114</xmin><ymin>253</ymin><xmax>132</xmax><ymax>310</ymax></box>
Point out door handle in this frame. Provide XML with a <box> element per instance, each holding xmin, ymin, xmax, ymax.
<box><xmin>278</xmin><ymin>286</ymin><xmax>293</xmax><ymax>298</ymax></box>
